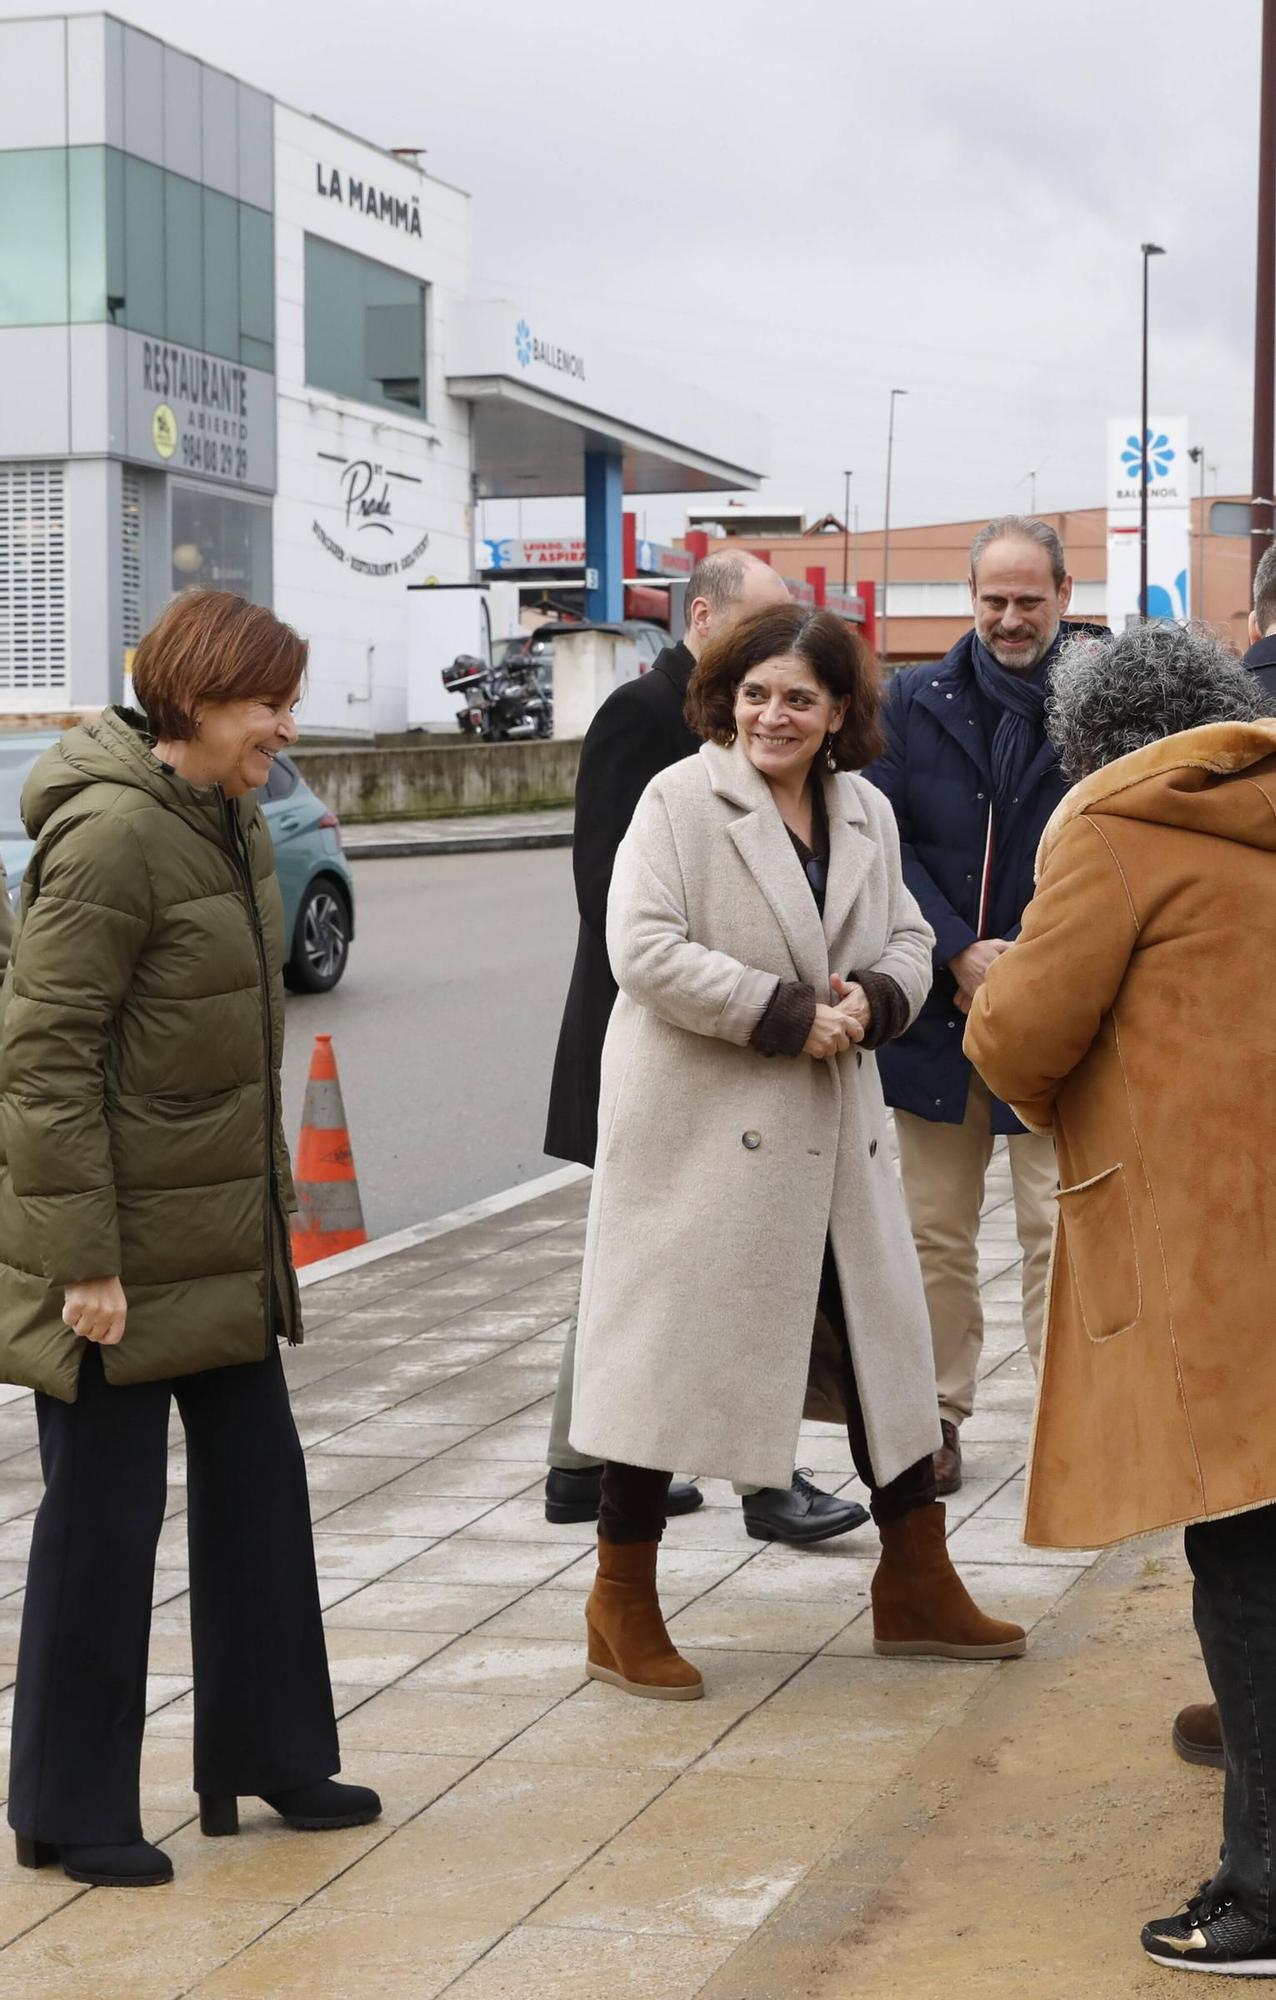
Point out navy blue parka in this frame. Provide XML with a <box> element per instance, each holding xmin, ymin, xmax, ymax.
<box><xmin>863</xmin><ymin>625</ymin><xmax>1099</xmax><ymax>1135</ymax></box>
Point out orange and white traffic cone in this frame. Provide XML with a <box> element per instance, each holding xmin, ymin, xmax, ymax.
<box><xmin>290</xmin><ymin>1033</ymin><xmax>367</xmax><ymax>1268</ymax></box>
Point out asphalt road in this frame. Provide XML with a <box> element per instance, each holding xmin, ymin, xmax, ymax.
<box><xmin>280</xmin><ymin>850</ymin><xmax>580</xmax><ymax>1241</ymax></box>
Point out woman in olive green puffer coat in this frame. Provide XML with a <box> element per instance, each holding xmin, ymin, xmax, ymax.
<box><xmin>4</xmin><ymin>592</ymin><xmax>379</xmax><ymax>1891</ymax></box>
<box><xmin>0</xmin><ymin>699</ymin><xmax>301</xmax><ymax>1398</ymax></box>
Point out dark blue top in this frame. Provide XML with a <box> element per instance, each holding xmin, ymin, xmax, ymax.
<box><xmin>863</xmin><ymin>626</ymin><xmax>1096</xmax><ymax>1134</ymax></box>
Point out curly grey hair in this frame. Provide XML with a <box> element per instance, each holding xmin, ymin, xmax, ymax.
<box><xmin>1047</xmin><ymin>623</ymin><xmax>1261</xmax><ymax>781</ymax></box>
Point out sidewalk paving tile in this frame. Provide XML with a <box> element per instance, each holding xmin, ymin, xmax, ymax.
<box><xmin>533</xmin><ymin>1768</ymin><xmax>876</xmax><ymax>1938</ymax></box>
<box><xmin>440</xmin><ymin>1926</ymin><xmax>738</xmax><ymax>2000</ymax></box>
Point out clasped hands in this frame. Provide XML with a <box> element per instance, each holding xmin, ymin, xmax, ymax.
<box><xmin>802</xmin><ymin>975</ymin><xmax>871</xmax><ymax>1060</ymax></box>
<box><xmin>949</xmin><ymin>938</ymin><xmax>1012</xmax><ymax>1015</ymax></box>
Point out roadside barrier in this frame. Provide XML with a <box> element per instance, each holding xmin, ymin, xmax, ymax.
<box><xmin>290</xmin><ymin>1033</ymin><xmax>368</xmax><ymax>1267</ymax></box>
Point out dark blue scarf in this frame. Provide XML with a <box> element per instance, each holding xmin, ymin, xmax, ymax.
<box><xmin>969</xmin><ymin>632</ymin><xmax>1061</xmax><ymax>816</ymax></box>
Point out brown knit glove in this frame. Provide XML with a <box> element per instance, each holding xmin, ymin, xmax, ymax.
<box><xmin>750</xmin><ymin>979</ymin><xmax>818</xmax><ymax>1058</ymax></box>
<box><xmin>847</xmin><ymin>969</ymin><xmax>910</xmax><ymax>1050</ymax></box>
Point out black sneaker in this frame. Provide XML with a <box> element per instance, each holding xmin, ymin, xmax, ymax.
<box><xmin>1142</xmin><ymin>1883</ymin><xmax>1276</xmax><ymax>1973</ymax></box>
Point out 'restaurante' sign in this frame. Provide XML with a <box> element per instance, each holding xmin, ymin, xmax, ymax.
<box><xmin>315</xmin><ymin>163</ymin><xmax>423</xmax><ymax>237</ymax></box>
<box><xmin>122</xmin><ymin>330</ymin><xmax>275</xmax><ymax>492</ymax></box>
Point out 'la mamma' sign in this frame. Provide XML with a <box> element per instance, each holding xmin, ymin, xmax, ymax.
<box><xmin>315</xmin><ymin>163</ymin><xmax>423</xmax><ymax>237</ymax></box>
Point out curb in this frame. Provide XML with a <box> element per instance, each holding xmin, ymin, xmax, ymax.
<box><xmin>344</xmin><ymin>829</ymin><xmax>573</xmax><ymax>861</ymax></box>
<box><xmin>296</xmin><ymin>1162</ymin><xmax>591</xmax><ymax>1288</ymax></box>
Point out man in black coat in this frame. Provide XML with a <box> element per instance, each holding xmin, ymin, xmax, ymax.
<box><xmin>1245</xmin><ymin>542</ymin><xmax>1276</xmax><ymax>708</ymax></box>
<box><xmin>542</xmin><ymin>548</ymin><xmax>869</xmax><ymax>1548</ymax></box>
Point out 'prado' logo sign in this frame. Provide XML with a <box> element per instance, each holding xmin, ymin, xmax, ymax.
<box><xmin>311</xmin><ymin>453</ymin><xmax>431</xmax><ymax>577</ymax></box>
<box><xmin>315</xmin><ymin>163</ymin><xmax>423</xmax><ymax>237</ymax></box>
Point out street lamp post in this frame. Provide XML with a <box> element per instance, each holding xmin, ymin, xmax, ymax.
<box><xmin>1140</xmin><ymin>242</ymin><xmax>1166</xmax><ymax>619</ymax></box>
<box><xmin>841</xmin><ymin>468</ymin><xmax>853</xmax><ymax>592</ymax></box>
<box><xmin>1188</xmin><ymin>444</ymin><xmax>1206</xmax><ymax>619</ymax></box>
<box><xmin>881</xmin><ymin>389</ymin><xmax>907</xmax><ymax>660</ymax></box>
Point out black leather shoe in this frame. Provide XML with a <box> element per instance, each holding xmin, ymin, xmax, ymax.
<box><xmin>544</xmin><ymin>1466</ymin><xmax>704</xmax><ymax>1524</ymax></box>
<box><xmin>16</xmin><ymin>1834</ymin><xmax>172</xmax><ymax>1885</ymax></box>
<box><xmin>200</xmin><ymin>1780</ymin><xmax>382</xmax><ymax>1836</ymax></box>
<box><xmin>741</xmin><ymin>1470</ymin><xmax>870</xmax><ymax>1546</ymax></box>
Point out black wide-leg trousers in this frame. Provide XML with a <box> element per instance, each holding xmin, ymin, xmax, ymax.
<box><xmin>8</xmin><ymin>1342</ymin><xmax>340</xmax><ymax>1846</ymax></box>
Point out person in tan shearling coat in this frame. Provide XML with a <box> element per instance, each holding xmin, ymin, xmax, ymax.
<box><xmin>964</xmin><ymin>622</ymin><xmax>1276</xmax><ymax>1975</ymax></box>
<box><xmin>571</xmin><ymin>606</ymin><xmax>1027</xmax><ymax>1703</ymax></box>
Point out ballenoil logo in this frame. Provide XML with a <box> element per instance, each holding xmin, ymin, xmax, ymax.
<box><xmin>515</xmin><ymin>320</ymin><xmax>533</xmax><ymax>368</ymax></box>
<box><xmin>1121</xmin><ymin>429</ymin><xmax>1175</xmax><ymax>485</ymax></box>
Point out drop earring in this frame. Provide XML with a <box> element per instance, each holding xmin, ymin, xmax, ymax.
<box><xmin>825</xmin><ymin>737</ymin><xmax>837</xmax><ymax>771</ymax></box>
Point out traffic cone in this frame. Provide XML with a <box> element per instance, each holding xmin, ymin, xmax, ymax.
<box><xmin>290</xmin><ymin>1033</ymin><xmax>367</xmax><ymax>1267</ymax></box>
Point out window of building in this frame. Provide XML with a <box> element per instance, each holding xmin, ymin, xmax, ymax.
<box><xmin>170</xmin><ymin>483</ymin><xmax>272</xmax><ymax>605</ymax></box>
<box><xmin>304</xmin><ymin>236</ymin><xmax>426</xmax><ymax>415</ymax></box>
<box><xmin>0</xmin><ymin>150</ymin><xmax>69</xmax><ymax>325</ymax></box>
<box><xmin>0</xmin><ymin>146</ymin><xmax>273</xmax><ymax>373</ymax></box>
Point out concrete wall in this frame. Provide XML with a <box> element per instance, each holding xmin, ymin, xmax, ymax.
<box><xmin>291</xmin><ymin>737</ymin><xmax>580</xmax><ymax>822</ymax></box>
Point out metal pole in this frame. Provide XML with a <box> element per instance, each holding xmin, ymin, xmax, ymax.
<box><xmin>842</xmin><ymin>469</ymin><xmax>852</xmax><ymax>591</ymax></box>
<box><xmin>881</xmin><ymin>390</ymin><xmax>906</xmax><ymax>659</ymax></box>
<box><xmin>1189</xmin><ymin>445</ymin><xmax>1206</xmax><ymax>618</ymax></box>
<box><xmin>1254</xmin><ymin>0</ymin><xmax>1276</xmax><ymax>585</ymax></box>
<box><xmin>1139</xmin><ymin>243</ymin><xmax>1165</xmax><ymax>619</ymax></box>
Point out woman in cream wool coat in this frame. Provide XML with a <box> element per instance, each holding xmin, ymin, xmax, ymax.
<box><xmin>570</xmin><ymin>605</ymin><xmax>1026</xmax><ymax>1701</ymax></box>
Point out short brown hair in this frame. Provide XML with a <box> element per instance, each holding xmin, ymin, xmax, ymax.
<box><xmin>131</xmin><ymin>591</ymin><xmax>308</xmax><ymax>740</ymax></box>
<box><xmin>686</xmin><ymin>605</ymin><xmax>884</xmax><ymax>769</ymax></box>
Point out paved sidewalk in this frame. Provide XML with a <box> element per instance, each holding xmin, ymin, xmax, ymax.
<box><xmin>342</xmin><ymin>809</ymin><xmax>573</xmax><ymax>860</ymax></box>
<box><xmin>0</xmin><ymin>1148</ymin><xmax>1110</xmax><ymax>1999</ymax></box>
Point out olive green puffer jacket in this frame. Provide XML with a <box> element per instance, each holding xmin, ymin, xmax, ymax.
<box><xmin>0</xmin><ymin>706</ymin><xmax>302</xmax><ymax>1400</ymax></box>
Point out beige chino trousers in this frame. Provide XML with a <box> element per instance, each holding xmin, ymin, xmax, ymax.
<box><xmin>894</xmin><ymin>1072</ymin><xmax>1056</xmax><ymax>1428</ymax></box>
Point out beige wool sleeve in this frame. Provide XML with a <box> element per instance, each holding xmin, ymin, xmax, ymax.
<box><xmin>606</xmin><ymin>785</ymin><xmax>777</xmax><ymax>1046</ymax></box>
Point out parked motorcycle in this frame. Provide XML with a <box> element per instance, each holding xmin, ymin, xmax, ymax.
<box><xmin>442</xmin><ymin>650</ymin><xmax>552</xmax><ymax>741</ymax></box>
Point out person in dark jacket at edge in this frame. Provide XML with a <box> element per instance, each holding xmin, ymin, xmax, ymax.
<box><xmin>542</xmin><ymin>548</ymin><xmax>872</xmax><ymax>1548</ymax></box>
<box><xmin>1243</xmin><ymin>541</ymin><xmax>1276</xmax><ymax>709</ymax></box>
<box><xmin>1168</xmin><ymin>536</ymin><xmax>1276</xmax><ymax>1780</ymax></box>
<box><xmin>864</xmin><ymin>516</ymin><xmax>1105</xmax><ymax>1501</ymax></box>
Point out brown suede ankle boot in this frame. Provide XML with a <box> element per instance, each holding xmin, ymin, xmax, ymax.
<box><xmin>871</xmin><ymin>1503</ymin><xmax>1027</xmax><ymax>1660</ymax></box>
<box><xmin>585</xmin><ymin>1538</ymin><xmax>704</xmax><ymax>1700</ymax></box>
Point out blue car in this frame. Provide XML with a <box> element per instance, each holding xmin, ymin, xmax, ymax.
<box><xmin>0</xmin><ymin>734</ymin><xmax>355</xmax><ymax>993</ymax></box>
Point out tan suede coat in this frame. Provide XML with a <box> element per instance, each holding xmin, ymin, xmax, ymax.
<box><xmin>965</xmin><ymin>720</ymin><xmax>1276</xmax><ymax>1550</ymax></box>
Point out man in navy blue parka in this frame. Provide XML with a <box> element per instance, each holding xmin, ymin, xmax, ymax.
<box><xmin>865</xmin><ymin>516</ymin><xmax>1099</xmax><ymax>1496</ymax></box>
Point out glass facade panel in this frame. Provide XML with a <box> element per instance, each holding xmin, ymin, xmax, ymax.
<box><xmin>0</xmin><ymin>146</ymin><xmax>272</xmax><ymax>368</ymax></box>
<box><xmin>0</xmin><ymin>150</ymin><xmax>68</xmax><ymax>326</ymax></box>
<box><xmin>239</xmin><ymin>203</ymin><xmax>274</xmax><ymax>362</ymax></box>
<box><xmin>304</xmin><ymin>234</ymin><xmax>425</xmax><ymax>414</ymax></box>
<box><xmin>164</xmin><ymin>173</ymin><xmax>203</xmax><ymax>351</ymax></box>
<box><xmin>68</xmin><ymin>147</ymin><xmax>108</xmax><ymax>323</ymax></box>
<box><xmin>122</xmin><ymin>154</ymin><xmax>165</xmax><ymax>338</ymax></box>
<box><xmin>171</xmin><ymin>484</ymin><xmax>272</xmax><ymax>603</ymax></box>
<box><xmin>202</xmin><ymin>187</ymin><xmax>240</xmax><ymax>363</ymax></box>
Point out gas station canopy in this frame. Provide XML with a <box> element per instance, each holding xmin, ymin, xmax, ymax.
<box><xmin>447</xmin><ymin>302</ymin><xmax>767</xmax><ymax>498</ymax></box>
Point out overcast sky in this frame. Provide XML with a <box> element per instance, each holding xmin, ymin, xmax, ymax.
<box><xmin>11</xmin><ymin>0</ymin><xmax>1268</xmax><ymax>539</ymax></box>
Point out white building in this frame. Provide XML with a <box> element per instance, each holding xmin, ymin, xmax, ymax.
<box><xmin>0</xmin><ymin>12</ymin><xmax>766</xmax><ymax>732</ymax></box>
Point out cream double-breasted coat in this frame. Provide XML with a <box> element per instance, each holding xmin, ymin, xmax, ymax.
<box><xmin>570</xmin><ymin>738</ymin><xmax>942</xmax><ymax>1492</ymax></box>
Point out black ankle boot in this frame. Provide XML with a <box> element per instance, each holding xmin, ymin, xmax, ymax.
<box><xmin>200</xmin><ymin>1779</ymin><xmax>382</xmax><ymax>1835</ymax></box>
<box><xmin>15</xmin><ymin>1833</ymin><xmax>172</xmax><ymax>1886</ymax></box>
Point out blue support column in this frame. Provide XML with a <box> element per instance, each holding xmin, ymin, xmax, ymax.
<box><xmin>584</xmin><ymin>447</ymin><xmax>624</xmax><ymax>623</ymax></box>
